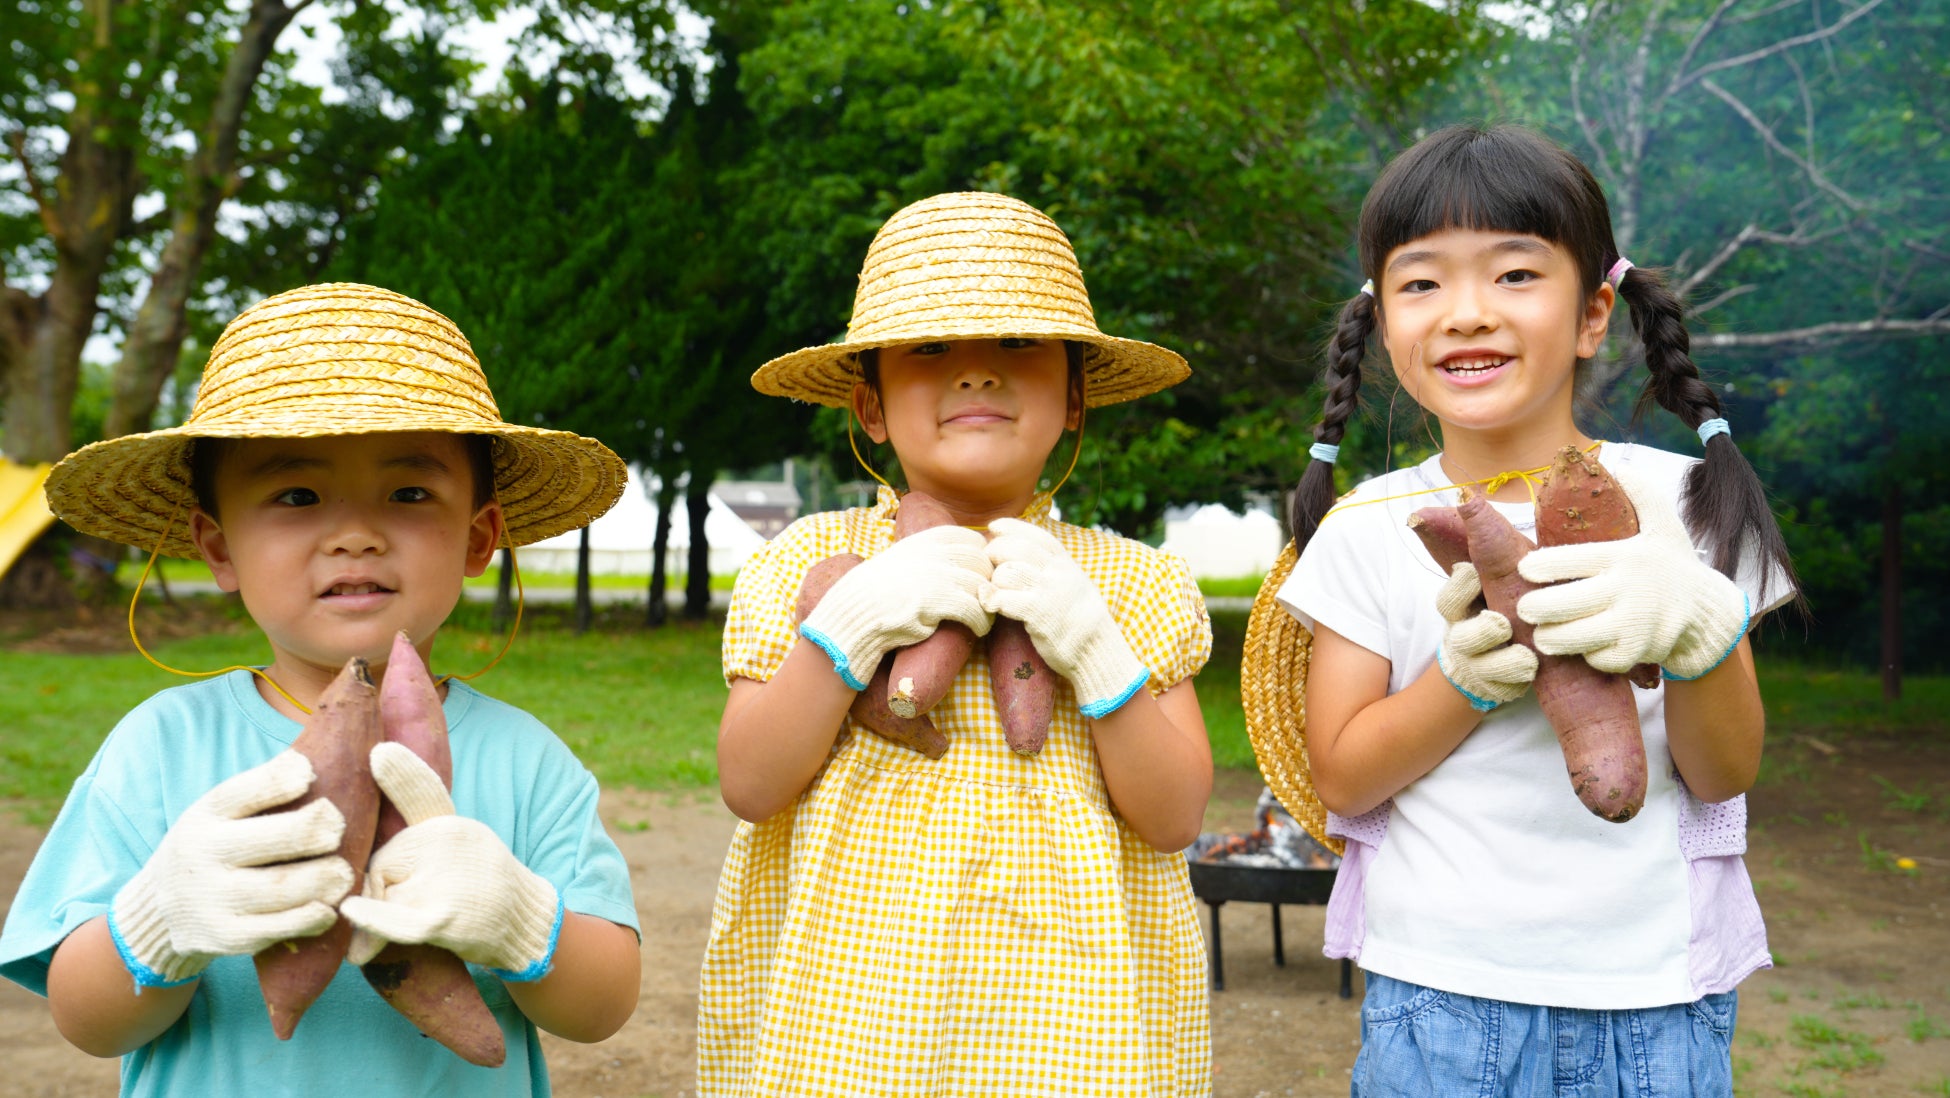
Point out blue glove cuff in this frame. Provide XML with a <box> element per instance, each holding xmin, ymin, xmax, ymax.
<box><xmin>489</xmin><ymin>894</ymin><xmax>565</xmax><ymax>984</ymax></box>
<box><xmin>1078</xmin><ymin>668</ymin><xmax>1151</xmax><ymax>719</ymax></box>
<box><xmin>798</xmin><ymin>624</ymin><xmax>868</xmax><ymax>691</ymax></box>
<box><xmin>106</xmin><ymin>908</ymin><xmax>200</xmax><ymax>990</ymax></box>
<box><xmin>1661</xmin><ymin>591</ymin><xmax>1752</xmax><ymax>682</ymax></box>
<box><xmin>1436</xmin><ymin>649</ymin><xmax>1503</xmax><ymax>713</ymax></box>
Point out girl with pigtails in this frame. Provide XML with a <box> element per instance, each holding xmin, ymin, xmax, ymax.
<box><xmin>1270</xmin><ymin>124</ymin><xmax>1798</xmax><ymax>1095</ymax></box>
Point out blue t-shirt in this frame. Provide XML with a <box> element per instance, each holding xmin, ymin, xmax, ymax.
<box><xmin>0</xmin><ymin>669</ymin><xmax>639</xmax><ymax>1097</ymax></box>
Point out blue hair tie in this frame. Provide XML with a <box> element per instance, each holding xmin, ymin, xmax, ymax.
<box><xmin>1697</xmin><ymin>418</ymin><xmax>1731</xmax><ymax>445</ymax></box>
<box><xmin>1309</xmin><ymin>442</ymin><xmax>1340</xmax><ymax>464</ymax></box>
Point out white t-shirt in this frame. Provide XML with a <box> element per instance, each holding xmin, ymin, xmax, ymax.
<box><xmin>1277</xmin><ymin>443</ymin><xmax>1791</xmax><ymax>1008</ymax></box>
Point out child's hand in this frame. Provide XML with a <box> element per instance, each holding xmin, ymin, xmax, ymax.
<box><xmin>1516</xmin><ymin>466</ymin><xmax>1750</xmax><ymax>681</ymax></box>
<box><xmin>799</xmin><ymin>524</ymin><xmax>995</xmax><ymax>690</ymax></box>
<box><xmin>109</xmin><ymin>750</ymin><xmax>353</xmax><ymax>986</ymax></box>
<box><xmin>981</xmin><ymin>518</ymin><xmax>1149</xmax><ymax>718</ymax></box>
<box><xmin>1435</xmin><ymin>562</ymin><xmax>1539</xmax><ymax>712</ymax></box>
<box><xmin>341</xmin><ymin>743</ymin><xmax>562</xmax><ymax>980</ymax></box>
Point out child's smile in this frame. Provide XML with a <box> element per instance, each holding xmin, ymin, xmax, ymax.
<box><xmin>1377</xmin><ymin>227</ymin><xmax>1612</xmax><ymax>445</ymax></box>
<box><xmin>854</xmin><ymin>337</ymin><xmax>1078</xmax><ymax>522</ymax></box>
<box><xmin>188</xmin><ymin>432</ymin><xmax>502</xmax><ymax>707</ymax></box>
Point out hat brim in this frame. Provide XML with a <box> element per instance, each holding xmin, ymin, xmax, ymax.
<box><xmin>44</xmin><ymin>415</ymin><xmax>627</xmax><ymax>560</ymax></box>
<box><xmin>1241</xmin><ymin>541</ymin><xmax>1344</xmax><ymax>856</ymax></box>
<box><xmin>751</xmin><ymin>323</ymin><xmax>1190</xmax><ymax>409</ymax></box>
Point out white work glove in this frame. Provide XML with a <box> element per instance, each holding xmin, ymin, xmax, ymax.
<box><xmin>981</xmin><ymin>518</ymin><xmax>1150</xmax><ymax>718</ymax></box>
<box><xmin>1435</xmin><ymin>562</ymin><xmax>1539</xmax><ymax>712</ymax></box>
<box><xmin>341</xmin><ymin>743</ymin><xmax>562</xmax><ymax>981</ymax></box>
<box><xmin>109</xmin><ymin>750</ymin><xmax>352</xmax><ymax>987</ymax></box>
<box><xmin>1516</xmin><ymin>465</ymin><xmax>1751</xmax><ymax>681</ymax></box>
<box><xmin>800</xmin><ymin>524</ymin><xmax>995</xmax><ymax>690</ymax></box>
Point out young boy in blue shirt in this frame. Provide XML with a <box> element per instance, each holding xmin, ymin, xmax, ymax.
<box><xmin>0</xmin><ymin>283</ymin><xmax>642</xmax><ymax>1096</ymax></box>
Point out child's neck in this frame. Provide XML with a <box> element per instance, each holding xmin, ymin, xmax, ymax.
<box><xmin>905</xmin><ymin>480</ymin><xmax>1043</xmax><ymax>527</ymax></box>
<box><xmin>1438</xmin><ymin>425</ymin><xmax>1597</xmax><ymax>503</ymax></box>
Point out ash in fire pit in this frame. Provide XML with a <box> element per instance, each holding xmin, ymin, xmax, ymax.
<box><xmin>1189</xmin><ymin>789</ymin><xmax>1341</xmax><ymax>870</ymax></box>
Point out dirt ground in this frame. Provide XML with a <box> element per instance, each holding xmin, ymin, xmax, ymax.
<box><xmin>3</xmin><ymin>740</ymin><xmax>1946</xmax><ymax>1097</ymax></box>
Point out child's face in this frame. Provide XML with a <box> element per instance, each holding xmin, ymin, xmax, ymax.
<box><xmin>1375</xmin><ymin>227</ymin><xmax>1613</xmax><ymax>438</ymax></box>
<box><xmin>854</xmin><ymin>338</ymin><xmax>1079</xmax><ymax>511</ymax></box>
<box><xmin>188</xmin><ymin>432</ymin><xmax>502</xmax><ymax>682</ymax></box>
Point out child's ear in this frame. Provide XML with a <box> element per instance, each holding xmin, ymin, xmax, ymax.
<box><xmin>465</xmin><ymin>500</ymin><xmax>505</xmax><ymax>577</ymax></box>
<box><xmin>852</xmin><ymin>381</ymin><xmax>890</xmax><ymax>444</ymax></box>
<box><xmin>1576</xmin><ymin>283</ymin><xmax>1616</xmax><ymax>359</ymax></box>
<box><xmin>188</xmin><ymin>508</ymin><xmax>241</xmax><ymax>594</ymax></box>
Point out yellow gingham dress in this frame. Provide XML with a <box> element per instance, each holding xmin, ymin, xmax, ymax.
<box><xmin>698</xmin><ymin>488</ymin><xmax>1213</xmax><ymax>1097</ymax></box>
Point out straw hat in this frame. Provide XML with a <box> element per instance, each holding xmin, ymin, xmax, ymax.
<box><xmin>1241</xmin><ymin>541</ymin><xmax>1343</xmax><ymax>856</ymax></box>
<box><xmin>751</xmin><ymin>192</ymin><xmax>1189</xmax><ymax>407</ymax></box>
<box><xmin>44</xmin><ymin>283</ymin><xmax>627</xmax><ymax>559</ymax></box>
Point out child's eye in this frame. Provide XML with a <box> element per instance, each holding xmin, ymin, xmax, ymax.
<box><xmin>274</xmin><ymin>488</ymin><xmax>319</xmax><ymax>507</ymax></box>
<box><xmin>1401</xmin><ymin>279</ymin><xmax>1437</xmax><ymax>294</ymax></box>
<box><xmin>1498</xmin><ymin>269</ymin><xmax>1539</xmax><ymax>285</ymax></box>
<box><xmin>911</xmin><ymin>341</ymin><xmax>950</xmax><ymax>356</ymax></box>
<box><xmin>391</xmin><ymin>486</ymin><xmax>432</xmax><ymax>503</ymax></box>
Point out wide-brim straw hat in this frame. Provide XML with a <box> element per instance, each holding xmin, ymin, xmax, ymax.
<box><xmin>751</xmin><ymin>191</ymin><xmax>1190</xmax><ymax>407</ymax></box>
<box><xmin>1242</xmin><ymin>540</ymin><xmax>1343</xmax><ymax>856</ymax></box>
<box><xmin>45</xmin><ymin>283</ymin><xmax>627</xmax><ymax>559</ymax></box>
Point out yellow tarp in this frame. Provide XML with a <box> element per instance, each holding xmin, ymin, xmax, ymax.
<box><xmin>0</xmin><ymin>459</ymin><xmax>56</xmax><ymax>581</ymax></box>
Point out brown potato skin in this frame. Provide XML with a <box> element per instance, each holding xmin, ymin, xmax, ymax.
<box><xmin>1533</xmin><ymin>447</ymin><xmax>1660</xmax><ymax>689</ymax></box>
<box><xmin>362</xmin><ymin>632</ymin><xmax>505</xmax><ymax>1068</ymax></box>
<box><xmin>1457</xmin><ymin>488</ymin><xmax>1647</xmax><ymax>822</ymax></box>
<box><xmin>987</xmin><ymin>617</ymin><xmax>1055</xmax><ymax>755</ymax></box>
<box><xmin>887</xmin><ymin>492</ymin><xmax>976</xmax><ymax>718</ymax></box>
<box><xmin>796</xmin><ymin>553</ymin><xmax>949</xmax><ymax>757</ymax></box>
<box><xmin>254</xmin><ymin>657</ymin><xmax>382</xmax><ymax>1039</ymax></box>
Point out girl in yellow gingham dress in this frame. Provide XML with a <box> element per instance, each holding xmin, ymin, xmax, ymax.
<box><xmin>702</xmin><ymin>488</ymin><xmax>1211</xmax><ymax>1096</ymax></box>
<box><xmin>700</xmin><ymin>192</ymin><xmax>1215</xmax><ymax>1097</ymax></box>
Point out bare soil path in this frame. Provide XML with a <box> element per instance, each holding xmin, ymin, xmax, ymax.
<box><xmin>4</xmin><ymin>740</ymin><xmax>1946</xmax><ymax>1096</ymax></box>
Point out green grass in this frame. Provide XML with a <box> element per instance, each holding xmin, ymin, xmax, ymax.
<box><xmin>4</xmin><ymin>598</ymin><xmax>1945</xmax><ymax>826</ymax></box>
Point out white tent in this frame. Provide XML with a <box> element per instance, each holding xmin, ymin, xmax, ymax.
<box><xmin>519</xmin><ymin>465</ymin><xmax>770</xmax><ymax>576</ymax></box>
<box><xmin>1160</xmin><ymin>503</ymin><xmax>1284</xmax><ymax>579</ymax></box>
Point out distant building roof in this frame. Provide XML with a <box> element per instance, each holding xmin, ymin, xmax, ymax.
<box><xmin>714</xmin><ymin>480</ymin><xmax>802</xmax><ymax>509</ymax></box>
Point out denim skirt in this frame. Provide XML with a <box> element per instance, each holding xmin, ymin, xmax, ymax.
<box><xmin>1350</xmin><ymin>972</ymin><xmax>1737</xmax><ymax>1097</ymax></box>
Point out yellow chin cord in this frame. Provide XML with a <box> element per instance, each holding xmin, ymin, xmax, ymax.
<box><xmin>845</xmin><ymin>393</ymin><xmax>1088</xmax><ymax>507</ymax></box>
<box><xmin>128</xmin><ymin>509</ymin><xmax>525</xmax><ymax>716</ymax></box>
<box><xmin>1319</xmin><ymin>440</ymin><xmax>1604</xmax><ymax>525</ymax></box>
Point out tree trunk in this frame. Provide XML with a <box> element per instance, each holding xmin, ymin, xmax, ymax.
<box><xmin>574</xmin><ymin>525</ymin><xmax>593</xmax><ymax>635</ymax></box>
<box><xmin>104</xmin><ymin>0</ymin><xmax>298</xmax><ymax>439</ymax></box>
<box><xmin>684</xmin><ymin>474</ymin><xmax>712</xmax><ymax>620</ymax></box>
<box><xmin>1880</xmin><ymin>476</ymin><xmax>1902</xmax><ymax>702</ymax></box>
<box><xmin>493</xmin><ymin>546</ymin><xmax>515</xmax><ymax>632</ymax></box>
<box><xmin>645</xmin><ymin>474</ymin><xmax>677</xmax><ymax>627</ymax></box>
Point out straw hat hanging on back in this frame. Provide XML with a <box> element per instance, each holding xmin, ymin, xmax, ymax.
<box><xmin>1241</xmin><ymin>542</ymin><xmax>1340</xmax><ymax>856</ymax></box>
<box><xmin>751</xmin><ymin>191</ymin><xmax>1189</xmax><ymax>406</ymax></box>
<box><xmin>45</xmin><ymin>283</ymin><xmax>627</xmax><ymax>559</ymax></box>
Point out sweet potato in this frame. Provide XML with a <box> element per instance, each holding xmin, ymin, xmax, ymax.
<box><xmin>254</xmin><ymin>657</ymin><xmax>382</xmax><ymax>1039</ymax></box>
<box><xmin>887</xmin><ymin>492</ymin><xmax>977</xmax><ymax>719</ymax></box>
<box><xmin>362</xmin><ymin>632</ymin><xmax>505</xmax><ymax>1068</ymax></box>
<box><xmin>988</xmin><ymin>617</ymin><xmax>1054</xmax><ymax>755</ymax></box>
<box><xmin>795</xmin><ymin>553</ymin><xmax>949</xmax><ymax>758</ymax></box>
<box><xmin>1534</xmin><ymin>447</ymin><xmax>1660</xmax><ymax>690</ymax></box>
<box><xmin>1456</xmin><ymin>487</ymin><xmax>1647</xmax><ymax>822</ymax></box>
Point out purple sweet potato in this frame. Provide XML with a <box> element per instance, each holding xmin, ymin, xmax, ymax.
<box><xmin>987</xmin><ymin>617</ymin><xmax>1054</xmax><ymax>755</ymax></box>
<box><xmin>362</xmin><ymin>632</ymin><xmax>504</xmax><ymax>1068</ymax></box>
<box><xmin>1534</xmin><ymin>447</ymin><xmax>1660</xmax><ymax>690</ymax></box>
<box><xmin>886</xmin><ymin>492</ymin><xmax>977</xmax><ymax>719</ymax></box>
<box><xmin>254</xmin><ymin>657</ymin><xmax>381</xmax><ymax>1039</ymax></box>
<box><xmin>1457</xmin><ymin>487</ymin><xmax>1647</xmax><ymax>822</ymax></box>
<box><xmin>796</xmin><ymin>553</ymin><xmax>949</xmax><ymax>758</ymax></box>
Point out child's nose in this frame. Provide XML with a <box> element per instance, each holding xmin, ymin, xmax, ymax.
<box><xmin>323</xmin><ymin>505</ymin><xmax>386</xmax><ymax>555</ymax></box>
<box><xmin>1444</xmin><ymin>282</ymin><xmax>1498</xmax><ymax>334</ymax></box>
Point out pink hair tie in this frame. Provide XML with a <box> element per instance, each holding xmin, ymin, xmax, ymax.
<box><xmin>1606</xmin><ymin>257</ymin><xmax>1634</xmax><ymax>290</ymax></box>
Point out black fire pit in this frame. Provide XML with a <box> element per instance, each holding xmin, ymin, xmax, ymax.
<box><xmin>1186</xmin><ymin>815</ymin><xmax>1352</xmax><ymax>997</ymax></box>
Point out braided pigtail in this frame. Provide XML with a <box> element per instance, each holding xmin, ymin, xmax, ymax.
<box><xmin>1289</xmin><ymin>292</ymin><xmax>1377</xmax><ymax>555</ymax></box>
<box><xmin>1619</xmin><ymin>266</ymin><xmax>1801</xmax><ymax>612</ymax></box>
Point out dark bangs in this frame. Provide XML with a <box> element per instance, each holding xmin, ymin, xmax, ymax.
<box><xmin>1358</xmin><ymin>125</ymin><xmax>1617</xmax><ymax>290</ymax></box>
